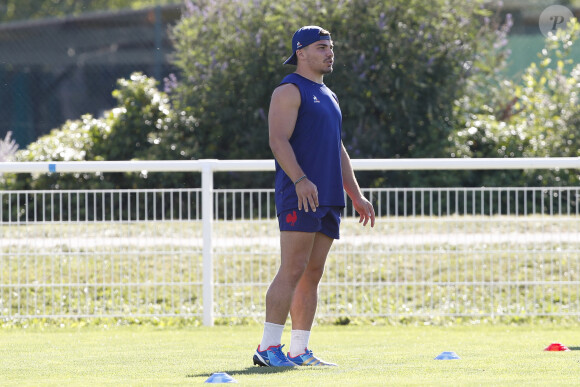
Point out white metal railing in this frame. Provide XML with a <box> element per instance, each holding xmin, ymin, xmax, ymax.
<box><xmin>1</xmin><ymin>158</ymin><xmax>580</xmax><ymax>325</ymax></box>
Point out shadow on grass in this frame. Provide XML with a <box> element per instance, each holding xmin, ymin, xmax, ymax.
<box><xmin>187</xmin><ymin>366</ymin><xmax>297</xmax><ymax>378</ymax></box>
<box><xmin>568</xmin><ymin>346</ymin><xmax>580</xmax><ymax>351</ymax></box>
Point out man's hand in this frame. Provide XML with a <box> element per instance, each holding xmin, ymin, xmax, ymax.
<box><xmin>352</xmin><ymin>196</ymin><xmax>375</xmax><ymax>227</ymax></box>
<box><xmin>295</xmin><ymin>178</ymin><xmax>319</xmax><ymax>212</ymax></box>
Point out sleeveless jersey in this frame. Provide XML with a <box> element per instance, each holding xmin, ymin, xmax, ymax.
<box><xmin>274</xmin><ymin>73</ymin><xmax>345</xmax><ymax>214</ymax></box>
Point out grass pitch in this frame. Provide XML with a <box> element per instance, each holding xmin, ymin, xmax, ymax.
<box><xmin>0</xmin><ymin>323</ymin><xmax>578</xmax><ymax>386</ymax></box>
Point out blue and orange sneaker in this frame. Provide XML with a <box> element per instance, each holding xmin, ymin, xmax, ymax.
<box><xmin>287</xmin><ymin>348</ymin><xmax>337</xmax><ymax>366</ymax></box>
<box><xmin>253</xmin><ymin>344</ymin><xmax>296</xmax><ymax>367</ymax></box>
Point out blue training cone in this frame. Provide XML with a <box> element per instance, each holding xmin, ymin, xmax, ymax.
<box><xmin>204</xmin><ymin>372</ymin><xmax>238</xmax><ymax>383</ymax></box>
<box><xmin>435</xmin><ymin>351</ymin><xmax>460</xmax><ymax>360</ymax></box>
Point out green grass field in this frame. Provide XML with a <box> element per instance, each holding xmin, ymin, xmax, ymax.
<box><xmin>0</xmin><ymin>324</ymin><xmax>578</xmax><ymax>386</ymax></box>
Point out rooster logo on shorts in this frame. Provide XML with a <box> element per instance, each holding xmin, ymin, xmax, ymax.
<box><xmin>286</xmin><ymin>210</ymin><xmax>297</xmax><ymax>226</ymax></box>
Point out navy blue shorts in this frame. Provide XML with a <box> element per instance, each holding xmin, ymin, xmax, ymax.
<box><xmin>278</xmin><ymin>206</ymin><xmax>342</xmax><ymax>239</ymax></box>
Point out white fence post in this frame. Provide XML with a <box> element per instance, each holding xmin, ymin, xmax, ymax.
<box><xmin>202</xmin><ymin>160</ymin><xmax>215</xmax><ymax>326</ymax></box>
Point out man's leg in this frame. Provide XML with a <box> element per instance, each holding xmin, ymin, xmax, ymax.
<box><xmin>254</xmin><ymin>231</ymin><xmax>316</xmax><ymax>367</ymax></box>
<box><xmin>264</xmin><ymin>231</ymin><xmax>316</xmax><ymax>325</ymax></box>
<box><xmin>289</xmin><ymin>232</ymin><xmax>333</xmax><ymax>331</ymax></box>
<box><xmin>287</xmin><ymin>232</ymin><xmax>338</xmax><ymax>366</ymax></box>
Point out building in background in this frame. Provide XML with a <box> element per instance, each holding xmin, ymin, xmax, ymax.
<box><xmin>0</xmin><ymin>4</ymin><xmax>181</xmax><ymax>148</ymax></box>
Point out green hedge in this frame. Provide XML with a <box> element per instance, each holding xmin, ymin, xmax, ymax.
<box><xmin>3</xmin><ymin>73</ymin><xmax>199</xmax><ymax>190</ymax></box>
<box><xmin>451</xmin><ymin>18</ymin><xmax>580</xmax><ymax>187</ymax></box>
<box><xmin>170</xmin><ymin>0</ymin><xmax>508</xmax><ymax>187</ymax></box>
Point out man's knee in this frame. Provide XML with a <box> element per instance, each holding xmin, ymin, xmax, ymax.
<box><xmin>277</xmin><ymin>258</ymin><xmax>309</xmax><ymax>285</ymax></box>
<box><xmin>304</xmin><ymin>264</ymin><xmax>325</xmax><ymax>283</ymax></box>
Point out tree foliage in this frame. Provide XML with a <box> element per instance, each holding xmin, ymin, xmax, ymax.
<box><xmin>0</xmin><ymin>131</ymin><xmax>18</xmax><ymax>162</ymax></box>
<box><xmin>0</xmin><ymin>0</ymin><xmax>177</xmax><ymax>23</ymax></box>
<box><xmin>3</xmin><ymin>73</ymin><xmax>198</xmax><ymax>190</ymax></box>
<box><xmin>170</xmin><ymin>0</ymin><xmax>509</xmax><ymax>187</ymax></box>
<box><xmin>450</xmin><ymin>18</ymin><xmax>580</xmax><ymax>186</ymax></box>
<box><xmin>7</xmin><ymin>0</ymin><xmax>579</xmax><ymax>191</ymax></box>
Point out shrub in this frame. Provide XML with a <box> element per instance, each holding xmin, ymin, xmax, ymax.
<box><xmin>170</xmin><ymin>0</ymin><xmax>509</xmax><ymax>187</ymax></box>
<box><xmin>450</xmin><ymin>18</ymin><xmax>580</xmax><ymax>187</ymax></box>
<box><xmin>3</xmin><ymin>73</ymin><xmax>199</xmax><ymax>190</ymax></box>
<box><xmin>0</xmin><ymin>131</ymin><xmax>19</xmax><ymax>162</ymax></box>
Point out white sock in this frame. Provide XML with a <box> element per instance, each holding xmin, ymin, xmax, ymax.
<box><xmin>259</xmin><ymin>322</ymin><xmax>285</xmax><ymax>351</ymax></box>
<box><xmin>289</xmin><ymin>329</ymin><xmax>311</xmax><ymax>357</ymax></box>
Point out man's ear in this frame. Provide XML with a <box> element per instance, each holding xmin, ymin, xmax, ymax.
<box><xmin>296</xmin><ymin>49</ymin><xmax>305</xmax><ymax>61</ymax></box>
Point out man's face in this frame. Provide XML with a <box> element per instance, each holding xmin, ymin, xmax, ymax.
<box><xmin>299</xmin><ymin>39</ymin><xmax>334</xmax><ymax>74</ymax></box>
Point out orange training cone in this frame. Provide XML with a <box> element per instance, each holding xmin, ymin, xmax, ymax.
<box><xmin>544</xmin><ymin>343</ymin><xmax>570</xmax><ymax>352</ymax></box>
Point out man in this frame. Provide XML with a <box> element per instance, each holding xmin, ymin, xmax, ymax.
<box><xmin>253</xmin><ymin>26</ymin><xmax>375</xmax><ymax>367</ymax></box>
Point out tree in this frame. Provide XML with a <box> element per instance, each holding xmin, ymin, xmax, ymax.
<box><xmin>3</xmin><ymin>73</ymin><xmax>198</xmax><ymax>190</ymax></box>
<box><xmin>4</xmin><ymin>0</ymin><xmax>529</xmax><ymax>192</ymax></box>
<box><xmin>0</xmin><ymin>0</ymin><xmax>178</xmax><ymax>23</ymax></box>
<box><xmin>169</xmin><ymin>0</ymin><xmax>509</xmax><ymax>187</ymax></box>
<box><xmin>450</xmin><ymin>18</ymin><xmax>580</xmax><ymax>187</ymax></box>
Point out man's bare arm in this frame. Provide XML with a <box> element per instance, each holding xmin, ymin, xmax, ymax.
<box><xmin>268</xmin><ymin>84</ymin><xmax>319</xmax><ymax>212</ymax></box>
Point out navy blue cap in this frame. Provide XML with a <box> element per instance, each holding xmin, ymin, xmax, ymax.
<box><xmin>283</xmin><ymin>26</ymin><xmax>331</xmax><ymax>65</ymax></box>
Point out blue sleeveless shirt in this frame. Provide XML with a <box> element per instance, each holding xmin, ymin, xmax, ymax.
<box><xmin>274</xmin><ymin>73</ymin><xmax>346</xmax><ymax>214</ymax></box>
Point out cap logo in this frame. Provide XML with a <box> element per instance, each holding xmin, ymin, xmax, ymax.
<box><xmin>296</xmin><ymin>41</ymin><xmax>302</xmax><ymax>49</ymax></box>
